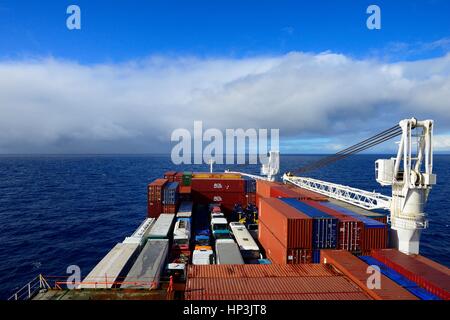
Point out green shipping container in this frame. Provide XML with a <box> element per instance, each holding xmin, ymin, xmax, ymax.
<box><xmin>182</xmin><ymin>172</ymin><xmax>192</xmax><ymax>186</ymax></box>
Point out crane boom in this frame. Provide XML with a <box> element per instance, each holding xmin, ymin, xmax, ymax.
<box><xmin>282</xmin><ymin>175</ymin><xmax>391</xmax><ymax>210</ymax></box>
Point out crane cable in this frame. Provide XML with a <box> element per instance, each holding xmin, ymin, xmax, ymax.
<box><xmin>293</xmin><ymin>124</ymin><xmax>402</xmax><ymax>174</ymax></box>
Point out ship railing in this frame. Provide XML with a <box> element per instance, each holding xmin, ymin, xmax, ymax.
<box><xmin>8</xmin><ymin>274</ymin><xmax>51</xmax><ymax>301</ymax></box>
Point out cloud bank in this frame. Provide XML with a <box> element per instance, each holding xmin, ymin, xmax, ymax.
<box><xmin>0</xmin><ymin>52</ymin><xmax>450</xmax><ymax>153</ymax></box>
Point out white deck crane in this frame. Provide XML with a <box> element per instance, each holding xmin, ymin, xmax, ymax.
<box><xmin>227</xmin><ymin>118</ymin><xmax>436</xmax><ymax>255</ymax></box>
<box><xmin>283</xmin><ymin>118</ymin><xmax>436</xmax><ymax>255</ymax></box>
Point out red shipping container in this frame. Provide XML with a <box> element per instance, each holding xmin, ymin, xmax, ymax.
<box><xmin>191</xmin><ymin>178</ymin><xmax>245</xmax><ymax>193</ymax></box>
<box><xmin>360</xmin><ymin>226</ymin><xmax>388</xmax><ymax>254</ymax></box>
<box><xmin>412</xmin><ymin>255</ymin><xmax>450</xmax><ymax>276</ymax></box>
<box><xmin>259</xmin><ymin>198</ymin><xmax>313</xmax><ymax>248</ymax></box>
<box><xmin>256</xmin><ymin>180</ymin><xmax>279</xmax><ymax>198</ymax></box>
<box><xmin>259</xmin><ymin>220</ymin><xmax>312</xmax><ymax>264</ymax></box>
<box><xmin>148</xmin><ymin>178</ymin><xmax>168</xmax><ymax>202</ymax></box>
<box><xmin>286</xmin><ymin>185</ymin><xmax>328</xmax><ymax>201</ymax></box>
<box><xmin>192</xmin><ymin>191</ymin><xmax>246</xmax><ymax>205</ymax></box>
<box><xmin>163</xmin><ymin>204</ymin><xmax>177</xmax><ymax>214</ymax></box>
<box><xmin>302</xmin><ymin>200</ymin><xmax>362</xmax><ymax>252</ymax></box>
<box><xmin>270</xmin><ymin>185</ymin><xmax>302</xmax><ymax>198</ymax></box>
<box><xmin>148</xmin><ymin>201</ymin><xmax>162</xmax><ymax>218</ymax></box>
<box><xmin>164</xmin><ymin>171</ymin><xmax>177</xmax><ymax>182</ymax></box>
<box><xmin>179</xmin><ymin>185</ymin><xmax>191</xmax><ymax>194</ymax></box>
<box><xmin>174</xmin><ymin>172</ymin><xmax>184</xmax><ymax>183</ymax></box>
<box><xmin>371</xmin><ymin>249</ymin><xmax>450</xmax><ymax>300</ymax></box>
<box><xmin>320</xmin><ymin>250</ymin><xmax>418</xmax><ymax>300</ymax></box>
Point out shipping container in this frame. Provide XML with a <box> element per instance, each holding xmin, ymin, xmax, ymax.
<box><xmin>162</xmin><ymin>204</ymin><xmax>177</xmax><ymax>214</ymax></box>
<box><xmin>148</xmin><ymin>214</ymin><xmax>176</xmax><ymax>239</ymax></box>
<box><xmin>177</xmin><ymin>201</ymin><xmax>193</xmax><ymax>217</ymax></box>
<box><xmin>192</xmin><ymin>191</ymin><xmax>246</xmax><ymax>213</ymax></box>
<box><xmin>123</xmin><ymin>218</ymin><xmax>156</xmax><ymax>246</ymax></box>
<box><xmin>148</xmin><ymin>178</ymin><xmax>168</xmax><ymax>202</ymax></box>
<box><xmin>301</xmin><ymin>200</ymin><xmax>362</xmax><ymax>252</ymax></box>
<box><xmin>147</xmin><ymin>201</ymin><xmax>162</xmax><ymax>218</ymax></box>
<box><xmin>191</xmin><ymin>178</ymin><xmax>245</xmax><ymax>193</ymax></box>
<box><xmin>215</xmin><ymin>239</ymin><xmax>245</xmax><ymax>265</ymax></box>
<box><xmin>182</xmin><ymin>172</ymin><xmax>192</xmax><ymax>186</ymax></box>
<box><xmin>185</xmin><ymin>264</ymin><xmax>371</xmax><ymax>300</ymax></box>
<box><xmin>192</xmin><ymin>173</ymin><xmax>241</xmax><ymax>179</ymax></box>
<box><xmin>259</xmin><ymin>197</ymin><xmax>313</xmax><ymax>248</ymax></box>
<box><xmin>79</xmin><ymin>243</ymin><xmax>139</xmax><ymax>289</ymax></box>
<box><xmin>258</xmin><ymin>221</ymin><xmax>312</xmax><ymax>264</ymax></box>
<box><xmin>320</xmin><ymin>201</ymin><xmax>388</xmax><ymax>252</ymax></box>
<box><xmin>371</xmin><ymin>249</ymin><xmax>450</xmax><ymax>300</ymax></box>
<box><xmin>327</xmin><ymin>199</ymin><xmax>387</xmax><ymax>223</ymax></box>
<box><xmin>147</xmin><ymin>178</ymin><xmax>168</xmax><ymax>218</ymax></box>
<box><xmin>121</xmin><ymin>239</ymin><xmax>169</xmax><ymax>289</ymax></box>
<box><xmin>179</xmin><ymin>185</ymin><xmax>191</xmax><ymax>194</ymax></box>
<box><xmin>163</xmin><ymin>182</ymin><xmax>179</xmax><ymax>205</ymax></box>
<box><xmin>320</xmin><ymin>250</ymin><xmax>418</xmax><ymax>300</ymax></box>
<box><xmin>285</xmin><ymin>184</ymin><xmax>329</xmax><ymax>201</ymax></box>
<box><xmin>359</xmin><ymin>256</ymin><xmax>440</xmax><ymax>300</ymax></box>
<box><xmin>164</xmin><ymin>171</ymin><xmax>177</xmax><ymax>182</ymax></box>
<box><xmin>229</xmin><ymin>222</ymin><xmax>260</xmax><ymax>259</ymax></box>
<box><xmin>280</xmin><ymin>198</ymin><xmax>338</xmax><ymax>249</ymax></box>
<box><xmin>270</xmin><ymin>185</ymin><xmax>302</xmax><ymax>198</ymax></box>
<box><xmin>256</xmin><ymin>180</ymin><xmax>279</xmax><ymax>199</ymax></box>
<box><xmin>412</xmin><ymin>254</ymin><xmax>450</xmax><ymax>276</ymax></box>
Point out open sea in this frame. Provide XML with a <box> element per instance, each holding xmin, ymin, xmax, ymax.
<box><xmin>0</xmin><ymin>154</ymin><xmax>448</xmax><ymax>299</ymax></box>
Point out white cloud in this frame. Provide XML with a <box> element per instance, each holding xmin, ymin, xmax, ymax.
<box><xmin>434</xmin><ymin>135</ymin><xmax>450</xmax><ymax>151</ymax></box>
<box><xmin>0</xmin><ymin>52</ymin><xmax>450</xmax><ymax>153</ymax></box>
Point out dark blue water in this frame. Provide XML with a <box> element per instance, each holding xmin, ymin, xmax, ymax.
<box><xmin>0</xmin><ymin>154</ymin><xmax>448</xmax><ymax>299</ymax></box>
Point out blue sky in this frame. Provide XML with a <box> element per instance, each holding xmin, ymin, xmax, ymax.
<box><xmin>1</xmin><ymin>0</ymin><xmax>449</xmax><ymax>62</ymax></box>
<box><xmin>0</xmin><ymin>1</ymin><xmax>449</xmax><ymax>154</ymax></box>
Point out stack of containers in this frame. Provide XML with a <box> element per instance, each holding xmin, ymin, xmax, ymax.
<box><xmin>280</xmin><ymin>198</ymin><xmax>338</xmax><ymax>257</ymax></box>
<box><xmin>328</xmin><ymin>199</ymin><xmax>387</xmax><ymax>223</ymax></box>
<box><xmin>300</xmin><ymin>200</ymin><xmax>362</xmax><ymax>253</ymax></box>
<box><xmin>162</xmin><ymin>181</ymin><xmax>179</xmax><ymax>213</ymax></box>
<box><xmin>255</xmin><ymin>180</ymin><xmax>279</xmax><ymax>208</ymax></box>
<box><xmin>270</xmin><ymin>185</ymin><xmax>303</xmax><ymax>198</ymax></box>
<box><xmin>164</xmin><ymin>171</ymin><xmax>177</xmax><ymax>182</ymax></box>
<box><xmin>320</xmin><ymin>250</ymin><xmax>418</xmax><ymax>300</ymax></box>
<box><xmin>191</xmin><ymin>178</ymin><xmax>245</xmax><ymax>213</ymax></box>
<box><xmin>371</xmin><ymin>249</ymin><xmax>450</xmax><ymax>300</ymax></box>
<box><xmin>174</xmin><ymin>172</ymin><xmax>184</xmax><ymax>184</ymax></box>
<box><xmin>244</xmin><ymin>178</ymin><xmax>257</xmax><ymax>206</ymax></box>
<box><xmin>147</xmin><ymin>178</ymin><xmax>168</xmax><ymax>218</ymax></box>
<box><xmin>179</xmin><ymin>172</ymin><xmax>193</xmax><ymax>199</ymax></box>
<box><xmin>319</xmin><ymin>201</ymin><xmax>387</xmax><ymax>254</ymax></box>
<box><xmin>182</xmin><ymin>172</ymin><xmax>192</xmax><ymax>186</ymax></box>
<box><xmin>258</xmin><ymin>198</ymin><xmax>313</xmax><ymax>264</ymax></box>
<box><xmin>359</xmin><ymin>256</ymin><xmax>441</xmax><ymax>300</ymax></box>
<box><xmin>285</xmin><ymin>184</ymin><xmax>328</xmax><ymax>201</ymax></box>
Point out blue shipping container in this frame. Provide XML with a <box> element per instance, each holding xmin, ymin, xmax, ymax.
<box><xmin>359</xmin><ymin>256</ymin><xmax>440</xmax><ymax>300</ymax></box>
<box><xmin>280</xmin><ymin>198</ymin><xmax>338</xmax><ymax>249</ymax></box>
<box><xmin>312</xmin><ymin>250</ymin><xmax>321</xmax><ymax>264</ymax></box>
<box><xmin>163</xmin><ymin>182</ymin><xmax>179</xmax><ymax>204</ymax></box>
<box><xmin>320</xmin><ymin>202</ymin><xmax>385</xmax><ymax>228</ymax></box>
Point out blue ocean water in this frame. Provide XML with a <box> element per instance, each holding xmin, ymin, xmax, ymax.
<box><xmin>0</xmin><ymin>154</ymin><xmax>448</xmax><ymax>299</ymax></box>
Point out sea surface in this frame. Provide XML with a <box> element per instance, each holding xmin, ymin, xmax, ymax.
<box><xmin>0</xmin><ymin>154</ymin><xmax>448</xmax><ymax>299</ymax></box>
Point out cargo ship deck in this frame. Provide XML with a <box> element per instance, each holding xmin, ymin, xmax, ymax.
<box><xmin>13</xmin><ymin>171</ymin><xmax>449</xmax><ymax>301</ymax></box>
